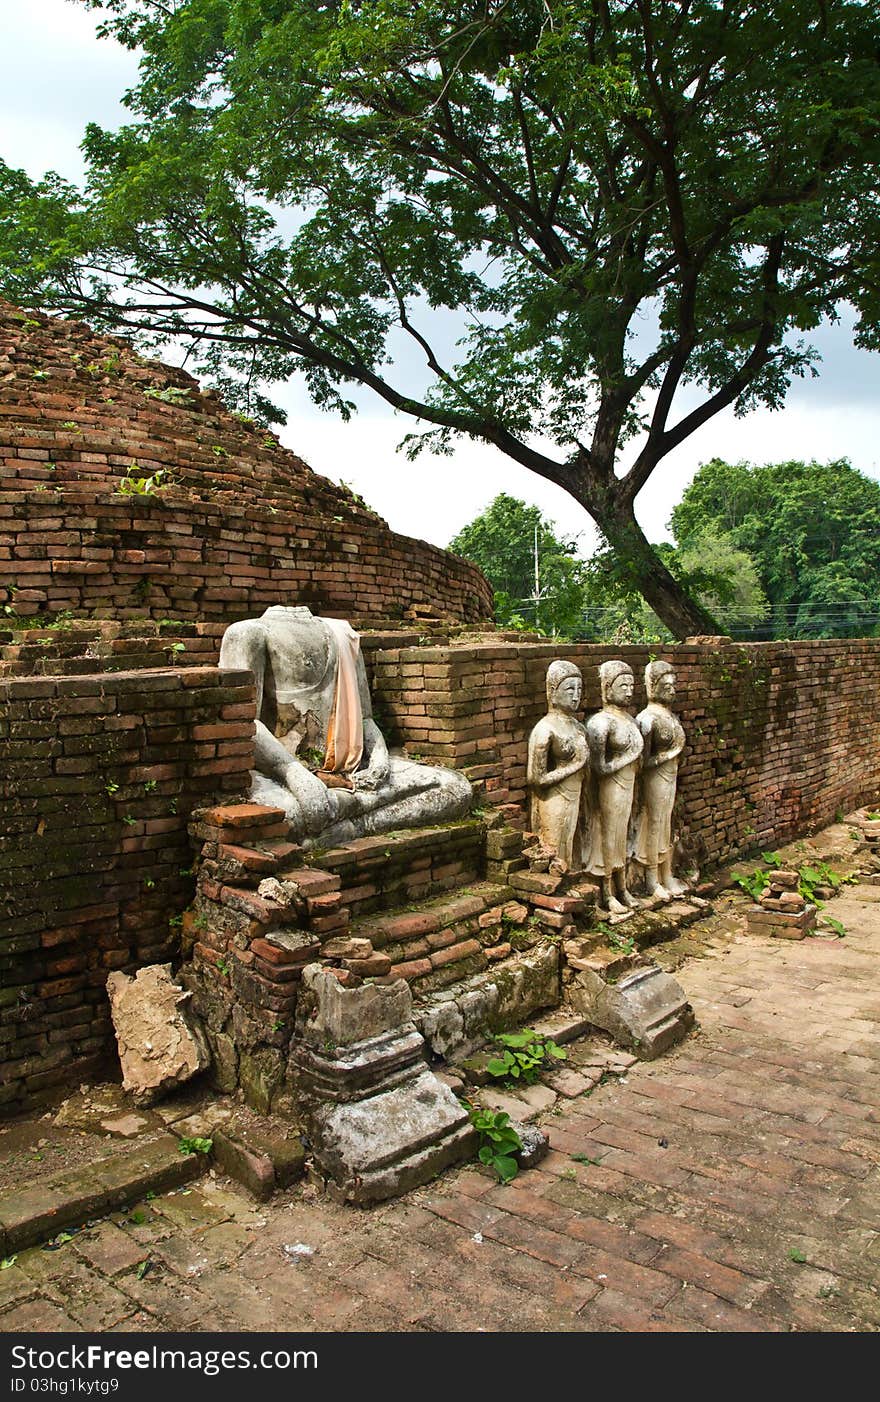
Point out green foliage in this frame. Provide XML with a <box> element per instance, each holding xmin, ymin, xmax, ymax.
<box><xmin>486</xmin><ymin>1027</ymin><xmax>567</xmax><ymax>1085</ymax></box>
<box><xmin>608</xmin><ymin>931</ymin><xmax>636</xmax><ymax>956</ymax></box>
<box><xmin>579</xmin><ymin>527</ymin><xmax>768</xmax><ymax>643</ymax></box>
<box><xmin>5</xmin><ymin>2</ymin><xmax>879</xmax><ymax>636</ymax></box>
<box><xmin>468</xmin><ymin>1105</ymin><xmax>523</xmax><ymax>1184</ymax></box>
<box><xmin>115</xmin><ymin>463</ymin><xmax>171</xmax><ymax>497</ymax></box>
<box><xmin>788</xmin><ymin>1247</ymin><xmax>808</xmax><ymax>1264</ymax></box>
<box><xmin>0</xmin><ymin>1256</ymin><xmax>17</xmax><ymax>1270</ymax></box>
<box><xmin>449</xmin><ymin>494</ymin><xmax>587</xmax><ymax>638</ymax></box>
<box><xmin>178</xmin><ymin>1136</ymin><xmax>213</xmax><ymax>1156</ymax></box>
<box><xmin>797</xmin><ymin>859</ymin><xmax>855</xmax><ymax>904</ymax></box>
<box><xmin>732</xmin><ymin>867</ymin><xmax>771</xmax><ymax>901</ymax></box>
<box><xmin>733</xmin><ymin>855</ymin><xmax>853</xmax><ymax>908</ymax></box>
<box><xmin>671</xmin><ymin>459</ymin><xmax>880</xmax><ymax>638</ymax></box>
<box><xmin>143</xmin><ymin>384</ymin><xmax>193</xmax><ymax>406</ymax></box>
<box><xmin>820</xmin><ymin>915</ymin><xmax>847</xmax><ymax>939</ymax></box>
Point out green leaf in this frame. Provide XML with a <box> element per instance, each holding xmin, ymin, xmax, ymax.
<box><xmin>178</xmin><ymin>1136</ymin><xmax>213</xmax><ymax>1156</ymax></box>
<box><xmin>788</xmin><ymin>1247</ymin><xmax>807</xmax><ymax>1263</ymax></box>
<box><xmin>0</xmin><ymin>1256</ymin><xmax>17</xmax><ymax>1270</ymax></box>
<box><xmin>493</xmin><ymin>1155</ymin><xmax>519</xmax><ymax>1184</ymax></box>
<box><xmin>486</xmin><ymin>1058</ymin><xmax>511</xmax><ymax>1078</ymax></box>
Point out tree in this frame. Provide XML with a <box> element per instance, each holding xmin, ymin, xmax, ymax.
<box><xmin>581</xmin><ymin>526</ymin><xmax>768</xmax><ymax>641</ymax></box>
<box><xmin>670</xmin><ymin>458</ymin><xmax>880</xmax><ymax>636</ymax></box>
<box><xmin>2</xmin><ymin>0</ymin><xmax>879</xmax><ymax>637</ymax></box>
<box><xmin>449</xmin><ymin>493</ymin><xmax>587</xmax><ymax>636</ymax></box>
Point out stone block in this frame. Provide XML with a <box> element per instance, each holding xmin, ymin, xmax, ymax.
<box><xmin>300</xmin><ymin>964</ymin><xmax>412</xmax><ymax>1047</ymax></box>
<box><xmin>293</xmin><ymin>969</ymin><xmax>474</xmax><ymax>1203</ymax></box>
<box><xmin>307</xmin><ymin>1068</ymin><xmax>474</xmax><ymax>1205</ymax></box>
<box><xmin>570</xmin><ymin>961</ymin><xmax>694</xmax><ymax>1059</ymax></box>
<box><xmin>746</xmin><ymin>904</ymin><xmax>817</xmax><ymax>939</ymax></box>
<box><xmin>511</xmin><ymin>1121</ymin><xmax>550</xmax><ymax>1169</ymax></box>
<box><xmin>106</xmin><ymin>964</ymin><xmax>210</xmax><ymax>1104</ymax></box>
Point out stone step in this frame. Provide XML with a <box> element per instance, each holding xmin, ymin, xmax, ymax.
<box><xmin>0</xmin><ymin>1132</ymin><xmax>206</xmax><ymax>1254</ymax></box>
<box><xmin>346</xmin><ymin>880</ymin><xmax>540</xmax><ymax>992</ymax></box>
<box><xmin>412</xmin><ymin>942</ymin><xmax>562</xmax><ymax>1060</ymax></box>
<box><xmin>309</xmin><ymin>818</ymin><xmax>486</xmax><ymax>918</ymax></box>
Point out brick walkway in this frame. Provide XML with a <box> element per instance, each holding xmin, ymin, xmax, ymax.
<box><xmin>2</xmin><ymin>886</ymin><xmax>879</xmax><ymax>1333</ymax></box>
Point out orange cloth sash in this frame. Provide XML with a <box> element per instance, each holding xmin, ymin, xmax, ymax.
<box><xmin>322</xmin><ymin>618</ymin><xmax>364</xmax><ymax>776</ymax></box>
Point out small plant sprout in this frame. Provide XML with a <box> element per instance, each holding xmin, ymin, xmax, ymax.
<box><xmin>178</xmin><ymin>1136</ymin><xmax>213</xmax><ymax>1157</ymax></box>
<box><xmin>143</xmin><ymin>384</ymin><xmax>192</xmax><ymax>406</ymax></box>
<box><xmin>607</xmin><ymin>929</ymin><xmax>636</xmax><ymax>955</ymax></box>
<box><xmin>486</xmin><ymin>1028</ymin><xmax>567</xmax><ymax>1086</ymax></box>
<box><xmin>469</xmin><ymin>1106</ymin><xmax>522</xmax><ymax>1184</ymax></box>
<box><xmin>116</xmin><ymin>463</ymin><xmax>171</xmax><ymax>496</ymax></box>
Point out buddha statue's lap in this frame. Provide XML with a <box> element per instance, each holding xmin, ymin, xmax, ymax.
<box><xmin>219</xmin><ymin>606</ymin><xmax>472</xmax><ymax>846</ymax></box>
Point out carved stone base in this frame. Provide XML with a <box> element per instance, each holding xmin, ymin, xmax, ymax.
<box><xmin>291</xmin><ymin>967</ymin><xmax>475</xmax><ymax>1203</ymax></box>
<box><xmin>569</xmin><ymin>961</ymin><xmax>694</xmax><ymax>1059</ymax></box>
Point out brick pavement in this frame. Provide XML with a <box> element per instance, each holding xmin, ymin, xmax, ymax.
<box><xmin>1</xmin><ymin>885</ymin><xmax>878</xmax><ymax>1333</ymax></box>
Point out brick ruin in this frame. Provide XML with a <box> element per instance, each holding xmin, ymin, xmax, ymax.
<box><xmin>0</xmin><ymin>301</ymin><xmax>492</xmax><ymax>625</ymax></box>
<box><xmin>2</xmin><ymin>304</ymin><xmax>880</xmax><ymax>1119</ymax></box>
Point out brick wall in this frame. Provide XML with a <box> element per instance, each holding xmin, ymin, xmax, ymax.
<box><xmin>0</xmin><ymin>301</ymin><xmax>493</xmax><ymax>625</ymax></box>
<box><xmin>0</xmin><ymin>666</ymin><xmax>254</xmax><ymax>1115</ymax></box>
<box><xmin>367</xmin><ymin>638</ymin><xmax>880</xmax><ymax>868</ymax></box>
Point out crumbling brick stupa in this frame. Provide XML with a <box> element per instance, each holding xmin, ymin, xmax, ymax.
<box><xmin>0</xmin><ymin>301</ymin><xmax>492</xmax><ymax>627</ymax></box>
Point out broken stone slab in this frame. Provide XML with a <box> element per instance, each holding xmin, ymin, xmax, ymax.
<box><xmin>106</xmin><ymin>965</ymin><xmax>211</xmax><ymax>1105</ymax></box>
<box><xmin>98</xmin><ymin>1113</ymin><xmax>155</xmax><ymax>1139</ymax></box>
<box><xmin>569</xmin><ymin>961</ymin><xmax>694</xmax><ymax>1059</ymax></box>
<box><xmin>292</xmin><ymin>966</ymin><xmax>475</xmax><ymax>1204</ymax></box>
<box><xmin>55</xmin><ymin>1085</ymin><xmax>159</xmax><ymax>1136</ymax></box>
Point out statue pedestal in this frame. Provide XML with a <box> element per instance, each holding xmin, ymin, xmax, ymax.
<box><xmin>291</xmin><ymin>967</ymin><xmax>475</xmax><ymax>1203</ymax></box>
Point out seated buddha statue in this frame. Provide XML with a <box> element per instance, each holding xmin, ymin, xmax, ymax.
<box><xmin>219</xmin><ymin>606</ymin><xmax>473</xmax><ymax>846</ymax></box>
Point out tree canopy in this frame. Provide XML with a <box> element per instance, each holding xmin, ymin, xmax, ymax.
<box><xmin>2</xmin><ymin>0</ymin><xmax>879</xmax><ymax>636</ymax></box>
<box><xmin>670</xmin><ymin>458</ymin><xmax>880</xmax><ymax>637</ymax></box>
<box><xmin>449</xmin><ymin>493</ymin><xmax>587</xmax><ymax>636</ymax></box>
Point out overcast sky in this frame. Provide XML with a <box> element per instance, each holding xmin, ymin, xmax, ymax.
<box><xmin>2</xmin><ymin>0</ymin><xmax>879</xmax><ymax>555</ymax></box>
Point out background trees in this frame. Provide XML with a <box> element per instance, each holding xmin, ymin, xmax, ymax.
<box><xmin>449</xmin><ymin>494</ymin><xmax>587</xmax><ymax>636</ymax></box>
<box><xmin>2</xmin><ymin>1</ymin><xmax>879</xmax><ymax>636</ymax></box>
<box><xmin>456</xmin><ymin>459</ymin><xmax>880</xmax><ymax>642</ymax></box>
<box><xmin>670</xmin><ymin>458</ymin><xmax>880</xmax><ymax>638</ymax></box>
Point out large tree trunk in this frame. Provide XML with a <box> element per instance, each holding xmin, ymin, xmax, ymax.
<box><xmin>584</xmin><ymin>484</ymin><xmax>719</xmax><ymax>640</ymax></box>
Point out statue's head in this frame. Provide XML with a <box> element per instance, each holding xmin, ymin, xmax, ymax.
<box><xmin>546</xmin><ymin>659</ymin><xmax>582</xmax><ymax>713</ymax></box>
<box><xmin>599</xmin><ymin>659</ymin><xmax>634</xmax><ymax>706</ymax></box>
<box><xmin>645</xmin><ymin>659</ymin><xmax>676</xmax><ymax>703</ymax></box>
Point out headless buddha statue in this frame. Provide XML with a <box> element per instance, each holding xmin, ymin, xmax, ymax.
<box><xmin>219</xmin><ymin>606</ymin><xmax>473</xmax><ymax>846</ymax></box>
